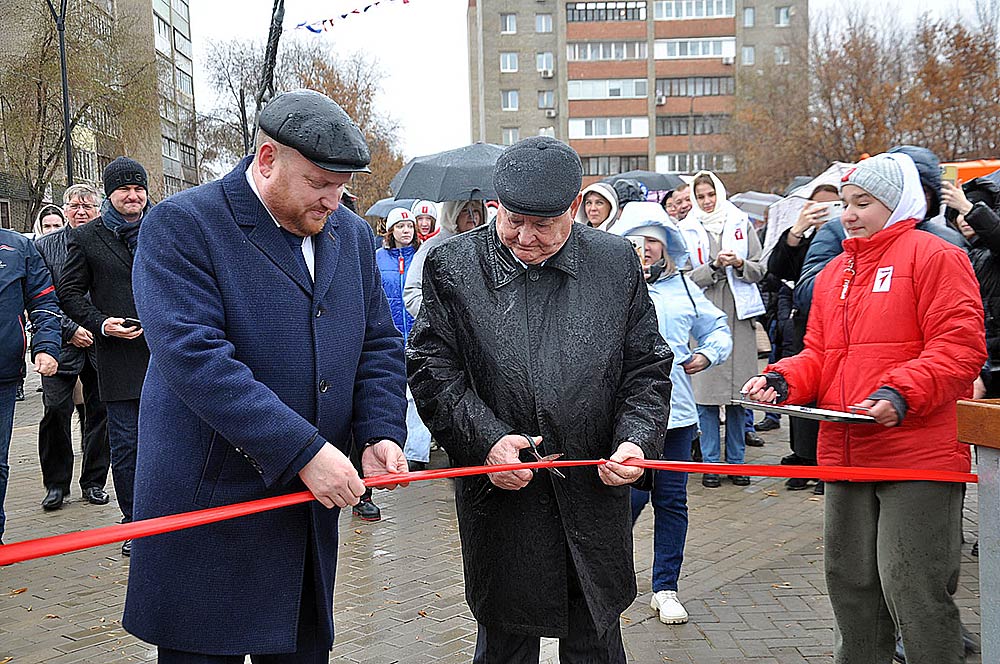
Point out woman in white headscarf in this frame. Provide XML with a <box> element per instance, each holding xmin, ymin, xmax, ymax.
<box><xmin>685</xmin><ymin>170</ymin><xmax>767</xmax><ymax>488</ymax></box>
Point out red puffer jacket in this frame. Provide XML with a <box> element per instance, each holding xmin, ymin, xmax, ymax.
<box><xmin>767</xmin><ymin>219</ymin><xmax>986</xmax><ymax>472</ymax></box>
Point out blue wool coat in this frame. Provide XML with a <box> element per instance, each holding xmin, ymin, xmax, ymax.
<box><xmin>123</xmin><ymin>157</ymin><xmax>407</xmax><ymax>654</ymax></box>
<box><xmin>375</xmin><ymin>245</ymin><xmax>416</xmax><ymax>340</ymax></box>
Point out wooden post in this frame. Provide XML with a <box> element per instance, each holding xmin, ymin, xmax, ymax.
<box><xmin>957</xmin><ymin>399</ymin><xmax>1000</xmax><ymax>661</ymax></box>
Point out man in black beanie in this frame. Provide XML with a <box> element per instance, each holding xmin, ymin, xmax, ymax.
<box><xmin>59</xmin><ymin>155</ymin><xmax>152</xmax><ymax>557</ymax></box>
<box><xmin>407</xmin><ymin>136</ymin><xmax>673</xmax><ymax>662</ymax></box>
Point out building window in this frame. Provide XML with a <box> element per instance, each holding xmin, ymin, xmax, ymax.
<box><xmin>743</xmin><ymin>6</ymin><xmax>754</xmax><ymax>27</ymax></box>
<box><xmin>538</xmin><ymin>90</ymin><xmax>556</xmax><ymax>109</ymax></box>
<box><xmin>501</xmin><ymin>13</ymin><xmax>517</xmax><ymax>33</ymax></box>
<box><xmin>741</xmin><ymin>45</ymin><xmax>755</xmax><ymax>66</ymax></box>
<box><xmin>162</xmin><ymin>136</ymin><xmax>180</xmax><ymax>160</ymax></box>
<box><xmin>538</xmin><ymin>126</ymin><xmax>556</xmax><ymax>138</ymax></box>
<box><xmin>174</xmin><ymin>29</ymin><xmax>193</xmax><ymax>58</ymax></box>
<box><xmin>154</xmin><ymin>0</ymin><xmax>170</xmax><ymax>17</ymax></box>
<box><xmin>0</xmin><ymin>200</ymin><xmax>10</xmax><ymax>229</ymax></box>
<box><xmin>654</xmin><ymin>38</ymin><xmax>737</xmax><ymax>60</ymax></box>
<box><xmin>774</xmin><ymin>45</ymin><xmax>790</xmax><ymax>65</ymax></box>
<box><xmin>500</xmin><ymin>52</ymin><xmax>519</xmax><ymax>72</ymax></box>
<box><xmin>655</xmin><ymin>153</ymin><xmax>736</xmax><ymax>173</ymax></box>
<box><xmin>176</xmin><ymin>69</ymin><xmax>193</xmax><ymax>95</ymax></box>
<box><xmin>655</xmin><ymin>114</ymin><xmax>729</xmax><ymax>136</ymax></box>
<box><xmin>655</xmin><ymin>76</ymin><xmax>735</xmax><ymax>97</ymax></box>
<box><xmin>73</xmin><ymin>148</ymin><xmax>99</xmax><ymax>182</ymax></box>
<box><xmin>775</xmin><ymin>6</ymin><xmax>791</xmax><ymax>26</ymax></box>
<box><xmin>653</xmin><ymin>0</ymin><xmax>735</xmax><ymax>20</ymax></box>
<box><xmin>536</xmin><ymin>52</ymin><xmax>554</xmax><ymax>72</ymax></box>
<box><xmin>536</xmin><ymin>13</ymin><xmax>553</xmax><ymax>32</ymax></box>
<box><xmin>568</xmin><ymin>117</ymin><xmax>649</xmax><ymax>139</ymax></box>
<box><xmin>501</xmin><ymin>90</ymin><xmax>519</xmax><ymax>111</ymax></box>
<box><xmin>164</xmin><ymin>175</ymin><xmax>183</xmax><ymax>197</ymax></box>
<box><xmin>566</xmin><ymin>41</ymin><xmax>648</xmax><ymax>61</ymax></box>
<box><xmin>180</xmin><ymin>143</ymin><xmax>196</xmax><ymax>168</ymax></box>
<box><xmin>580</xmin><ymin>155</ymin><xmax>648</xmax><ymax>177</ymax></box>
<box><xmin>568</xmin><ymin>78</ymin><xmax>648</xmax><ymax>99</ymax></box>
<box><xmin>154</xmin><ymin>14</ymin><xmax>171</xmax><ymax>53</ymax></box>
<box><xmin>566</xmin><ymin>2</ymin><xmax>647</xmax><ymax>22</ymax></box>
<box><xmin>502</xmin><ymin>127</ymin><xmax>520</xmax><ymax>145</ymax></box>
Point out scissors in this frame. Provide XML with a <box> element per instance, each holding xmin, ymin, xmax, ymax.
<box><xmin>521</xmin><ymin>434</ymin><xmax>567</xmax><ymax>479</ymax></box>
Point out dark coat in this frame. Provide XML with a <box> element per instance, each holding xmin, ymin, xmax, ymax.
<box><xmin>959</xmin><ymin>197</ymin><xmax>1000</xmax><ymax>368</ymax></box>
<box><xmin>59</xmin><ymin>218</ymin><xmax>149</xmax><ymax>401</ymax></box>
<box><xmin>406</xmin><ymin>222</ymin><xmax>673</xmax><ymax>637</ymax></box>
<box><xmin>122</xmin><ymin>157</ymin><xmax>407</xmax><ymax>655</ymax></box>
<box><xmin>35</xmin><ymin>226</ymin><xmax>95</xmax><ymax>376</ymax></box>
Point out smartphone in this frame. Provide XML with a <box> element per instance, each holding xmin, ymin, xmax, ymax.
<box><xmin>121</xmin><ymin>317</ymin><xmax>142</xmax><ymax>329</ymax></box>
<box><xmin>628</xmin><ymin>237</ymin><xmax>645</xmax><ymax>265</ymax></box>
<box><xmin>941</xmin><ymin>165</ymin><xmax>959</xmax><ymax>185</ymax></box>
<box><xmin>820</xmin><ymin>201</ymin><xmax>844</xmax><ymax>222</ymax></box>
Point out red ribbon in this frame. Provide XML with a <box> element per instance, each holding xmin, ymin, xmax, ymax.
<box><xmin>0</xmin><ymin>459</ymin><xmax>976</xmax><ymax>567</ymax></box>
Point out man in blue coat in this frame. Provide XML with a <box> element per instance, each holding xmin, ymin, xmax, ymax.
<box><xmin>124</xmin><ymin>89</ymin><xmax>409</xmax><ymax>662</ymax></box>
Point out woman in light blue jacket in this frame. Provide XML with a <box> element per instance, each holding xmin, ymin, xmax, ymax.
<box><xmin>614</xmin><ymin>202</ymin><xmax>733</xmax><ymax>626</ymax></box>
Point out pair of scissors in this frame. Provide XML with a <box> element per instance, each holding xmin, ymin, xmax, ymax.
<box><xmin>521</xmin><ymin>434</ymin><xmax>566</xmax><ymax>479</ymax></box>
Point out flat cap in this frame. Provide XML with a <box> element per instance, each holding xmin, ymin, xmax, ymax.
<box><xmin>493</xmin><ymin>136</ymin><xmax>582</xmax><ymax>218</ymax></box>
<box><xmin>258</xmin><ymin>89</ymin><xmax>371</xmax><ymax>173</ymax></box>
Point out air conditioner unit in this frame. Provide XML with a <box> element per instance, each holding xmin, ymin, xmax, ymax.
<box><xmin>655</xmin><ymin>95</ymin><xmax>668</xmax><ymax>106</ymax></box>
<box><xmin>540</xmin><ymin>68</ymin><xmax>554</xmax><ymax>79</ymax></box>
<box><xmin>544</xmin><ymin>109</ymin><xmax>558</xmax><ymax>118</ymax></box>
<box><xmin>721</xmin><ymin>56</ymin><xmax>735</xmax><ymax>65</ymax></box>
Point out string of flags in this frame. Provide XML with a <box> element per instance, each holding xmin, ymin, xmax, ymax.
<box><xmin>295</xmin><ymin>0</ymin><xmax>411</xmax><ymax>33</ymax></box>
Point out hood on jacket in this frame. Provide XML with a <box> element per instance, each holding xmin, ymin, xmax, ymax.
<box><xmin>32</xmin><ymin>204</ymin><xmax>65</xmax><ymax>236</ymax></box>
<box><xmin>612</xmin><ymin>202</ymin><xmax>689</xmax><ymax>267</ymax></box>
<box><xmin>438</xmin><ymin>200</ymin><xmax>487</xmax><ymax>236</ymax></box>
<box><xmin>888</xmin><ymin>145</ymin><xmax>941</xmax><ymax>219</ymax></box>
<box><xmin>861</xmin><ymin>153</ymin><xmax>927</xmax><ymax>231</ymax></box>
<box><xmin>945</xmin><ymin>177</ymin><xmax>1000</xmax><ymax>226</ymax></box>
<box><xmin>574</xmin><ymin>182</ymin><xmax>620</xmax><ymax>228</ymax></box>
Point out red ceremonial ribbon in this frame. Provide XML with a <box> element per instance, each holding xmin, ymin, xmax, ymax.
<box><xmin>0</xmin><ymin>459</ymin><xmax>976</xmax><ymax>567</ymax></box>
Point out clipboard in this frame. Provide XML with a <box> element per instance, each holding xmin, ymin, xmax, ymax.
<box><xmin>733</xmin><ymin>399</ymin><xmax>877</xmax><ymax>424</ymax></box>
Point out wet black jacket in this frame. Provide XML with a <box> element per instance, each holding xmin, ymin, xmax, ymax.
<box><xmin>961</xmin><ymin>202</ymin><xmax>1000</xmax><ymax>366</ymax></box>
<box><xmin>406</xmin><ymin>222</ymin><xmax>672</xmax><ymax>637</ymax></box>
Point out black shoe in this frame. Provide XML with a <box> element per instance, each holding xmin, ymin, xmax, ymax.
<box><xmin>972</xmin><ymin>540</ymin><xmax>979</xmax><ymax>557</ymax></box>
<box><xmin>408</xmin><ymin>460</ymin><xmax>427</xmax><ymax>471</ymax></box>
<box><xmin>730</xmin><ymin>475</ymin><xmax>751</xmax><ymax>486</ymax></box>
<box><xmin>41</xmin><ymin>488</ymin><xmax>65</xmax><ymax>511</ymax></box>
<box><xmin>691</xmin><ymin>438</ymin><xmax>702</xmax><ymax>462</ymax></box>
<box><xmin>813</xmin><ymin>480</ymin><xmax>825</xmax><ymax>495</ymax></box>
<box><xmin>785</xmin><ymin>477</ymin><xmax>810</xmax><ymax>490</ymax></box>
<box><xmin>121</xmin><ymin>539</ymin><xmax>131</xmax><ymax>557</ymax></box>
<box><xmin>780</xmin><ymin>453</ymin><xmax>804</xmax><ymax>465</ymax></box>
<box><xmin>745</xmin><ymin>431</ymin><xmax>765</xmax><ymax>447</ymax></box>
<box><xmin>701</xmin><ymin>473</ymin><xmax>721</xmax><ymax>488</ymax></box>
<box><xmin>755</xmin><ymin>418</ymin><xmax>779</xmax><ymax>432</ymax></box>
<box><xmin>14</xmin><ymin>384</ymin><xmax>24</xmax><ymax>402</ymax></box>
<box><xmin>82</xmin><ymin>486</ymin><xmax>110</xmax><ymax>505</ymax></box>
<box><xmin>352</xmin><ymin>497</ymin><xmax>381</xmax><ymax>521</ymax></box>
<box><xmin>894</xmin><ymin>634</ymin><xmax>906</xmax><ymax>663</ymax></box>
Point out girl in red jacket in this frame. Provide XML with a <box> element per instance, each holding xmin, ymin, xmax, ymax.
<box><xmin>743</xmin><ymin>152</ymin><xmax>985</xmax><ymax>664</ymax></box>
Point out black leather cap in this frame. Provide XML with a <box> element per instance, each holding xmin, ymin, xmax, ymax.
<box><xmin>258</xmin><ymin>89</ymin><xmax>371</xmax><ymax>173</ymax></box>
<box><xmin>493</xmin><ymin>136</ymin><xmax>582</xmax><ymax>217</ymax></box>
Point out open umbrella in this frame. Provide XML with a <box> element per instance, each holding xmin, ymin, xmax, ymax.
<box><xmin>365</xmin><ymin>197</ymin><xmax>417</xmax><ymax>218</ymax></box>
<box><xmin>601</xmin><ymin>170</ymin><xmax>684</xmax><ymax>192</ymax></box>
<box><xmin>390</xmin><ymin>143</ymin><xmax>505</xmax><ymax>201</ymax></box>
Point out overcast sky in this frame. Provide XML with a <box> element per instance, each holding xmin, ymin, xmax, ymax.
<box><xmin>189</xmin><ymin>0</ymin><xmax>966</xmax><ymax>161</ymax></box>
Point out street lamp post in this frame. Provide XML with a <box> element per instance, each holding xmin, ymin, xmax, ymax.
<box><xmin>45</xmin><ymin>0</ymin><xmax>74</xmax><ymax>186</ymax></box>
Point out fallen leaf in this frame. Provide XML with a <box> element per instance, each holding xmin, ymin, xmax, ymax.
<box><xmin>417</xmin><ymin>610</ymin><xmax>428</xmax><ymax>617</ymax></box>
<box><xmin>9</xmin><ymin>588</ymin><xmax>27</xmax><ymax>595</ymax></box>
<box><xmin>1</xmin><ymin>657</ymin><xmax>13</xmax><ymax>664</ymax></box>
<box><xmin>764</xmin><ymin>490</ymin><xmax>779</xmax><ymax>497</ymax></box>
<box><xmin>771</xmin><ymin>582</ymin><xmax>792</xmax><ymax>589</ymax></box>
<box><xmin>354</xmin><ymin>529</ymin><xmax>362</xmax><ymax>534</ymax></box>
<box><xmin>44</xmin><ymin>614</ymin><xmax>60</xmax><ymax>619</ymax></box>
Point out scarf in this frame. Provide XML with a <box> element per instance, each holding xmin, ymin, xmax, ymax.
<box><xmin>101</xmin><ymin>199</ymin><xmax>144</xmax><ymax>255</ymax></box>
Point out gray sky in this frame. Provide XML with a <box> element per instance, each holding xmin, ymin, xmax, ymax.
<box><xmin>189</xmin><ymin>0</ymin><xmax>965</xmax><ymax>161</ymax></box>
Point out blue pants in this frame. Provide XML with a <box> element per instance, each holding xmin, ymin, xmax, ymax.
<box><xmin>105</xmin><ymin>399</ymin><xmax>139</xmax><ymax>522</ymax></box>
<box><xmin>0</xmin><ymin>382</ymin><xmax>17</xmax><ymax>542</ymax></box>
<box><xmin>697</xmin><ymin>404</ymin><xmax>745</xmax><ymax>465</ymax></box>
<box><xmin>631</xmin><ymin>424</ymin><xmax>696</xmax><ymax>592</ymax></box>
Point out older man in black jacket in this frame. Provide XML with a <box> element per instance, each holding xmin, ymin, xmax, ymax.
<box><xmin>59</xmin><ymin>158</ymin><xmax>151</xmax><ymax>557</ymax></box>
<box><xmin>35</xmin><ymin>183</ymin><xmax>111</xmax><ymax>511</ymax></box>
<box><xmin>407</xmin><ymin>137</ymin><xmax>673</xmax><ymax>663</ymax></box>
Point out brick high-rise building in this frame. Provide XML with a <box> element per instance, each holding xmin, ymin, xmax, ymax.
<box><xmin>468</xmin><ymin>0</ymin><xmax>808</xmax><ymax>185</ymax></box>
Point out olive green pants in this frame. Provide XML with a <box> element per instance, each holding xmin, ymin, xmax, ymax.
<box><xmin>824</xmin><ymin>481</ymin><xmax>965</xmax><ymax>664</ymax></box>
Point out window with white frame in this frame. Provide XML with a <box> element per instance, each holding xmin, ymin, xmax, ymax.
<box><xmin>568</xmin><ymin>78</ymin><xmax>648</xmax><ymax>100</ymax></box>
<box><xmin>654</xmin><ymin>37</ymin><xmax>736</xmax><ymax>60</ymax></box>
<box><xmin>501</xmin><ymin>90</ymin><xmax>519</xmax><ymax>111</ymax></box>
<box><xmin>741</xmin><ymin>45</ymin><xmax>755</xmax><ymax>65</ymax></box>
<box><xmin>538</xmin><ymin>90</ymin><xmax>556</xmax><ymax>109</ymax></box>
<box><xmin>655</xmin><ymin>76</ymin><xmax>735</xmax><ymax>97</ymax></box>
<box><xmin>535</xmin><ymin>13</ymin><xmax>553</xmax><ymax>32</ymax></box>
<box><xmin>566</xmin><ymin>2</ymin><xmax>647</xmax><ymax>22</ymax></box>
<box><xmin>502</xmin><ymin>127</ymin><xmax>520</xmax><ymax>145</ymax></box>
<box><xmin>501</xmin><ymin>13</ymin><xmax>517</xmax><ymax>33</ymax></box>
<box><xmin>154</xmin><ymin>14</ymin><xmax>171</xmax><ymax>53</ymax></box>
<box><xmin>180</xmin><ymin>143</ymin><xmax>196</xmax><ymax>168</ymax></box>
<box><xmin>655</xmin><ymin>114</ymin><xmax>729</xmax><ymax>136</ymax></box>
<box><xmin>775</xmin><ymin>6</ymin><xmax>790</xmax><ymax>26</ymax></box>
<box><xmin>774</xmin><ymin>45</ymin><xmax>790</xmax><ymax>65</ymax></box>
<box><xmin>655</xmin><ymin>153</ymin><xmax>736</xmax><ymax>173</ymax></box>
<box><xmin>653</xmin><ymin>0</ymin><xmax>734</xmax><ymax>20</ymax></box>
<box><xmin>567</xmin><ymin>41</ymin><xmax>648</xmax><ymax>61</ymax></box>
<box><xmin>501</xmin><ymin>52</ymin><xmax>519</xmax><ymax>72</ymax></box>
<box><xmin>568</xmin><ymin>117</ymin><xmax>649</xmax><ymax>139</ymax></box>
<box><xmin>538</xmin><ymin>126</ymin><xmax>556</xmax><ymax>138</ymax></box>
<box><xmin>580</xmin><ymin>155</ymin><xmax>648</xmax><ymax>176</ymax></box>
<box><xmin>536</xmin><ymin>52</ymin><xmax>554</xmax><ymax>71</ymax></box>
<box><xmin>743</xmin><ymin>6</ymin><xmax>754</xmax><ymax>27</ymax></box>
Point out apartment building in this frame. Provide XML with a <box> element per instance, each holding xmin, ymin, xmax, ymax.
<box><xmin>468</xmin><ymin>0</ymin><xmax>808</xmax><ymax>185</ymax></box>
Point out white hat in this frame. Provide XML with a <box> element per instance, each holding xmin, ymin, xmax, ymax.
<box><xmin>613</xmin><ymin>202</ymin><xmax>689</xmax><ymax>265</ymax></box>
<box><xmin>411</xmin><ymin>200</ymin><xmax>438</xmax><ymax>220</ymax></box>
<box><xmin>386</xmin><ymin>207</ymin><xmax>416</xmax><ymax>232</ymax></box>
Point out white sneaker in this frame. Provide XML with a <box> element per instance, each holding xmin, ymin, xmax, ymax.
<box><xmin>650</xmin><ymin>590</ymin><xmax>688</xmax><ymax>624</ymax></box>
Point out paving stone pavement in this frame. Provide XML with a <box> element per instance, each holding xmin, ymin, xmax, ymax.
<box><xmin>0</xmin><ymin>370</ymin><xmax>983</xmax><ymax>663</ymax></box>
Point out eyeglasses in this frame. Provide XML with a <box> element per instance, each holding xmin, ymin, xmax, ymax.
<box><xmin>67</xmin><ymin>204</ymin><xmax>97</xmax><ymax>211</ymax></box>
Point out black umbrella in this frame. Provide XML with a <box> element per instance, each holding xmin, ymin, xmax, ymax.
<box><xmin>365</xmin><ymin>197</ymin><xmax>417</xmax><ymax>218</ymax></box>
<box><xmin>601</xmin><ymin>170</ymin><xmax>684</xmax><ymax>192</ymax></box>
<box><xmin>390</xmin><ymin>143</ymin><xmax>505</xmax><ymax>201</ymax></box>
